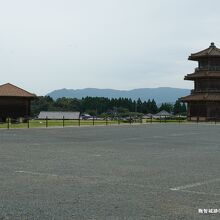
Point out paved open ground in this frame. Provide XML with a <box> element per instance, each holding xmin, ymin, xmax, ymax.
<box><xmin>0</xmin><ymin>124</ymin><xmax>220</xmax><ymax>220</ymax></box>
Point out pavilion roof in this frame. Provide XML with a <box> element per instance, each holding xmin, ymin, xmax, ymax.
<box><xmin>180</xmin><ymin>93</ymin><xmax>220</xmax><ymax>102</ymax></box>
<box><xmin>189</xmin><ymin>43</ymin><xmax>220</xmax><ymax>61</ymax></box>
<box><xmin>38</xmin><ymin>111</ymin><xmax>80</xmax><ymax>119</ymax></box>
<box><xmin>0</xmin><ymin>83</ymin><xmax>36</xmax><ymax>98</ymax></box>
<box><xmin>155</xmin><ymin>110</ymin><xmax>172</xmax><ymax>116</ymax></box>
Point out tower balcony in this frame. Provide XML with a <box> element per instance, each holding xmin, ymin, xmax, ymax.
<box><xmin>195</xmin><ymin>66</ymin><xmax>220</xmax><ymax>72</ymax></box>
<box><xmin>193</xmin><ymin>89</ymin><xmax>220</xmax><ymax>93</ymax></box>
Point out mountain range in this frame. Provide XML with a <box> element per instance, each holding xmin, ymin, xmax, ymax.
<box><xmin>47</xmin><ymin>87</ymin><xmax>191</xmax><ymax>104</ymax></box>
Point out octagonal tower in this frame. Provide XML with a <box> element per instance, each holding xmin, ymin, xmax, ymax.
<box><xmin>181</xmin><ymin>43</ymin><xmax>220</xmax><ymax>121</ymax></box>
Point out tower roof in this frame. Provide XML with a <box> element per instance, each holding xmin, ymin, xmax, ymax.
<box><xmin>184</xmin><ymin>71</ymin><xmax>220</xmax><ymax>80</ymax></box>
<box><xmin>0</xmin><ymin>83</ymin><xmax>36</xmax><ymax>98</ymax></box>
<box><xmin>189</xmin><ymin>42</ymin><xmax>220</xmax><ymax>60</ymax></box>
<box><xmin>180</xmin><ymin>93</ymin><xmax>220</xmax><ymax>102</ymax></box>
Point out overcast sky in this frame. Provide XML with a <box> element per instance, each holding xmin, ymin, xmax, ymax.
<box><xmin>0</xmin><ymin>0</ymin><xmax>220</xmax><ymax>95</ymax></box>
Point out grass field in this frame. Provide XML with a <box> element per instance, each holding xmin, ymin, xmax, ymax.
<box><xmin>0</xmin><ymin>118</ymin><xmax>188</xmax><ymax>129</ymax></box>
<box><xmin>0</xmin><ymin>119</ymin><xmax>117</xmax><ymax>129</ymax></box>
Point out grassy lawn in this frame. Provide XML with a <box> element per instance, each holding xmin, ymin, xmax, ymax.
<box><xmin>0</xmin><ymin>119</ymin><xmax>120</xmax><ymax>129</ymax></box>
<box><xmin>0</xmin><ymin>118</ymin><xmax>189</xmax><ymax>129</ymax></box>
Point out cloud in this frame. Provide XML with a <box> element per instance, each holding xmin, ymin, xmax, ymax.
<box><xmin>0</xmin><ymin>0</ymin><xmax>219</xmax><ymax>95</ymax></box>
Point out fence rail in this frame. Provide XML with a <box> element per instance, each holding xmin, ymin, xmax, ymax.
<box><xmin>0</xmin><ymin>115</ymin><xmax>193</xmax><ymax>129</ymax></box>
<box><xmin>2</xmin><ymin>115</ymin><xmax>220</xmax><ymax>129</ymax></box>
<box><xmin>3</xmin><ymin>115</ymin><xmax>220</xmax><ymax>129</ymax></box>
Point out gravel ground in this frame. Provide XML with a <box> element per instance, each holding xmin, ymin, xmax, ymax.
<box><xmin>0</xmin><ymin>123</ymin><xmax>220</xmax><ymax>220</ymax></box>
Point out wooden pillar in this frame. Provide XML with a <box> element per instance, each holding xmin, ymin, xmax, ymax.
<box><xmin>187</xmin><ymin>102</ymin><xmax>191</xmax><ymax>120</ymax></box>
<box><xmin>215</xmin><ymin>102</ymin><xmax>218</xmax><ymax>121</ymax></box>
<box><xmin>25</xmin><ymin>99</ymin><xmax>31</xmax><ymax>117</ymax></box>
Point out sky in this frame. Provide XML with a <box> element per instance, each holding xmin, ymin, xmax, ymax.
<box><xmin>0</xmin><ymin>0</ymin><xmax>220</xmax><ymax>95</ymax></box>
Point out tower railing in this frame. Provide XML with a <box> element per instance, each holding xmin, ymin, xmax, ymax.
<box><xmin>195</xmin><ymin>67</ymin><xmax>220</xmax><ymax>71</ymax></box>
<box><xmin>193</xmin><ymin>89</ymin><xmax>220</xmax><ymax>93</ymax></box>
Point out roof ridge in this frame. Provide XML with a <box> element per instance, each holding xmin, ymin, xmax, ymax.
<box><xmin>190</xmin><ymin>47</ymin><xmax>210</xmax><ymax>56</ymax></box>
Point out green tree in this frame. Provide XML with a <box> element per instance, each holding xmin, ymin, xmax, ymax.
<box><xmin>173</xmin><ymin>100</ymin><xmax>182</xmax><ymax>115</ymax></box>
<box><xmin>151</xmin><ymin>99</ymin><xmax>158</xmax><ymax>114</ymax></box>
<box><xmin>181</xmin><ymin>103</ymin><xmax>187</xmax><ymax>115</ymax></box>
<box><xmin>31</xmin><ymin>96</ymin><xmax>54</xmax><ymax>116</ymax></box>
<box><xmin>136</xmin><ymin>98</ymin><xmax>143</xmax><ymax>113</ymax></box>
<box><xmin>159</xmin><ymin>103</ymin><xmax>173</xmax><ymax>113</ymax></box>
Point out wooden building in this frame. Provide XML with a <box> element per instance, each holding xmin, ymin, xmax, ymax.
<box><xmin>181</xmin><ymin>43</ymin><xmax>220</xmax><ymax>121</ymax></box>
<box><xmin>0</xmin><ymin>83</ymin><xmax>36</xmax><ymax>121</ymax></box>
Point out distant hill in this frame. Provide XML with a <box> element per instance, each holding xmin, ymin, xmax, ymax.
<box><xmin>47</xmin><ymin>87</ymin><xmax>190</xmax><ymax>103</ymax></box>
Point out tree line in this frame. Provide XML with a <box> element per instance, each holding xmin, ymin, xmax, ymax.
<box><xmin>31</xmin><ymin>96</ymin><xmax>186</xmax><ymax>117</ymax></box>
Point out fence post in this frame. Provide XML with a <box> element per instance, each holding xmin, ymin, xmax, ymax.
<box><xmin>78</xmin><ymin>117</ymin><xmax>80</xmax><ymax>126</ymax></box>
<box><xmin>46</xmin><ymin>116</ymin><xmax>48</xmax><ymax>128</ymax></box>
<box><xmin>27</xmin><ymin>118</ymin><xmax>30</xmax><ymax>128</ymax></box>
<box><xmin>105</xmin><ymin>117</ymin><xmax>108</xmax><ymax>126</ymax></box>
<box><xmin>7</xmin><ymin>118</ymin><xmax>10</xmax><ymax>129</ymax></box>
<box><xmin>93</xmin><ymin>116</ymin><xmax>95</xmax><ymax>126</ymax></box>
<box><xmin>63</xmin><ymin>116</ymin><xmax>65</xmax><ymax>127</ymax></box>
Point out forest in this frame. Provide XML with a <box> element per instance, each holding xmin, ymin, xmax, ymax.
<box><xmin>31</xmin><ymin>96</ymin><xmax>186</xmax><ymax>117</ymax></box>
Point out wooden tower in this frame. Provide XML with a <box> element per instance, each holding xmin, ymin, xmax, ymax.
<box><xmin>181</xmin><ymin>43</ymin><xmax>220</xmax><ymax>121</ymax></box>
